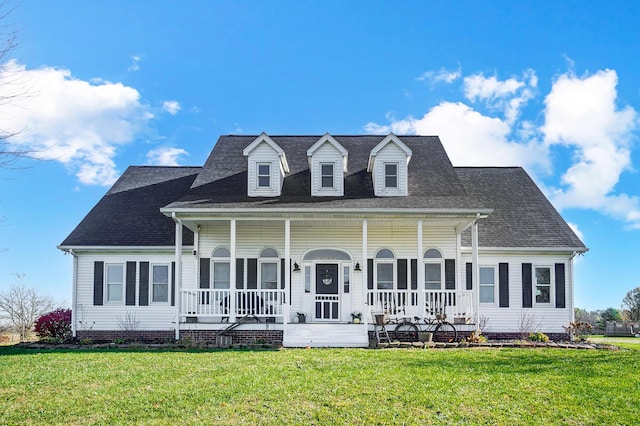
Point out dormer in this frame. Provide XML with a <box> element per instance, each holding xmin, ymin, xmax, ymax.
<box><xmin>306</xmin><ymin>133</ymin><xmax>348</xmax><ymax>197</ymax></box>
<box><xmin>367</xmin><ymin>133</ymin><xmax>412</xmax><ymax>197</ymax></box>
<box><xmin>243</xmin><ymin>133</ymin><xmax>290</xmax><ymax>197</ymax></box>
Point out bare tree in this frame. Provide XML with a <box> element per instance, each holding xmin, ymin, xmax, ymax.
<box><xmin>0</xmin><ymin>279</ymin><xmax>55</xmax><ymax>341</ymax></box>
<box><xmin>0</xmin><ymin>1</ymin><xmax>37</xmax><ymax>168</ymax></box>
<box><xmin>622</xmin><ymin>287</ymin><xmax>640</xmax><ymax>322</ymax></box>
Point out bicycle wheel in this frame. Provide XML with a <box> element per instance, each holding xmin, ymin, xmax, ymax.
<box><xmin>394</xmin><ymin>321</ymin><xmax>419</xmax><ymax>342</ymax></box>
<box><xmin>433</xmin><ymin>321</ymin><xmax>457</xmax><ymax>342</ymax></box>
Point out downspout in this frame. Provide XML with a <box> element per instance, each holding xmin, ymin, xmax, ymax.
<box><xmin>172</xmin><ymin>212</ymin><xmax>183</xmax><ymax>340</ymax></box>
<box><xmin>472</xmin><ymin>213</ymin><xmax>480</xmax><ymax>335</ymax></box>
<box><xmin>69</xmin><ymin>249</ymin><xmax>78</xmax><ymax>338</ymax></box>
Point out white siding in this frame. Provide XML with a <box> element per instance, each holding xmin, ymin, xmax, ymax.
<box><xmin>372</xmin><ymin>143</ymin><xmax>409</xmax><ymax>197</ymax></box>
<box><xmin>461</xmin><ymin>252</ymin><xmax>574</xmax><ymax>334</ymax></box>
<box><xmin>246</xmin><ymin>142</ymin><xmax>283</xmax><ymax>197</ymax></box>
<box><xmin>309</xmin><ymin>143</ymin><xmax>344</xmax><ymax>197</ymax></box>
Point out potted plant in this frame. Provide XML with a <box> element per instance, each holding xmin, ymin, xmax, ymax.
<box><xmin>297</xmin><ymin>312</ymin><xmax>306</xmax><ymax>323</ymax></box>
<box><xmin>351</xmin><ymin>312</ymin><xmax>362</xmax><ymax>324</ymax></box>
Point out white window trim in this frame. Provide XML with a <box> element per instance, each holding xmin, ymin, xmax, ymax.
<box><xmin>533</xmin><ymin>265</ymin><xmax>554</xmax><ymax>306</ymax></box>
<box><xmin>258</xmin><ymin>259</ymin><xmax>280</xmax><ymax>290</ymax></box>
<box><xmin>423</xmin><ymin>260</ymin><xmax>444</xmax><ymax>290</ymax></box>
<box><xmin>256</xmin><ymin>162</ymin><xmax>272</xmax><ymax>190</ymax></box>
<box><xmin>478</xmin><ymin>265</ymin><xmax>497</xmax><ymax>306</ymax></box>
<box><xmin>384</xmin><ymin>162</ymin><xmax>399</xmax><ymax>189</ymax></box>
<box><xmin>105</xmin><ymin>263</ymin><xmax>125</xmax><ymax>305</ymax></box>
<box><xmin>320</xmin><ymin>162</ymin><xmax>335</xmax><ymax>190</ymax></box>
<box><xmin>150</xmin><ymin>263</ymin><xmax>171</xmax><ymax>304</ymax></box>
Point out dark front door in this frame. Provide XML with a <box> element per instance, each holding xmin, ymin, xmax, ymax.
<box><xmin>315</xmin><ymin>263</ymin><xmax>339</xmax><ymax>320</ymax></box>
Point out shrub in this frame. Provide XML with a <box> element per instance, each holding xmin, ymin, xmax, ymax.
<box><xmin>563</xmin><ymin>321</ymin><xmax>594</xmax><ymax>342</ymax></box>
<box><xmin>528</xmin><ymin>332</ymin><xmax>549</xmax><ymax>342</ymax></box>
<box><xmin>34</xmin><ymin>309</ymin><xmax>72</xmax><ymax>341</ymax></box>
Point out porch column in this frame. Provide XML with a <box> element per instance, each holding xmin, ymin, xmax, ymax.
<box><xmin>472</xmin><ymin>214</ymin><xmax>480</xmax><ymax>334</ymax></box>
<box><xmin>362</xmin><ymin>219</ymin><xmax>368</xmax><ymax>326</ymax></box>
<box><xmin>174</xmin><ymin>214</ymin><xmax>183</xmax><ymax>340</ymax></box>
<box><xmin>417</xmin><ymin>220</ymin><xmax>424</xmax><ymax>317</ymax></box>
<box><xmin>229</xmin><ymin>219</ymin><xmax>237</xmax><ymax>322</ymax></box>
<box><xmin>284</xmin><ymin>219</ymin><xmax>291</xmax><ymax>325</ymax></box>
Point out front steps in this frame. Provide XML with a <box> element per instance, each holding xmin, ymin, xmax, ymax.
<box><xmin>283</xmin><ymin>323</ymin><xmax>369</xmax><ymax>347</ymax></box>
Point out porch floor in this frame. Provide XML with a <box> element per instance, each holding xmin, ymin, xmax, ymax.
<box><xmin>283</xmin><ymin>323</ymin><xmax>369</xmax><ymax>348</ymax></box>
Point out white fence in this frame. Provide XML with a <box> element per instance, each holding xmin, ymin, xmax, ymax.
<box><xmin>367</xmin><ymin>289</ymin><xmax>474</xmax><ymax>320</ymax></box>
<box><xmin>181</xmin><ymin>289</ymin><xmax>285</xmax><ymax>319</ymax></box>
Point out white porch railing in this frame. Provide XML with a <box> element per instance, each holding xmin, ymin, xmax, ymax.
<box><xmin>180</xmin><ymin>289</ymin><xmax>285</xmax><ymax>319</ymax></box>
<box><xmin>367</xmin><ymin>289</ymin><xmax>474</xmax><ymax>320</ymax></box>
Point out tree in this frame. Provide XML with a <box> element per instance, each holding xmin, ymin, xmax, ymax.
<box><xmin>621</xmin><ymin>287</ymin><xmax>640</xmax><ymax>321</ymax></box>
<box><xmin>0</xmin><ymin>280</ymin><xmax>55</xmax><ymax>341</ymax></box>
<box><xmin>597</xmin><ymin>307</ymin><xmax>622</xmax><ymax>329</ymax></box>
<box><xmin>0</xmin><ymin>1</ymin><xmax>36</xmax><ymax>168</ymax></box>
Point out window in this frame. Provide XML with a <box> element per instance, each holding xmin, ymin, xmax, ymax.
<box><xmin>257</xmin><ymin>163</ymin><xmax>271</xmax><ymax>188</ymax></box>
<box><xmin>343</xmin><ymin>265</ymin><xmax>350</xmax><ymax>293</ymax></box>
<box><xmin>152</xmin><ymin>264</ymin><xmax>169</xmax><ymax>303</ymax></box>
<box><xmin>321</xmin><ymin>163</ymin><xmax>334</xmax><ymax>188</ymax></box>
<box><xmin>423</xmin><ymin>248</ymin><xmax>443</xmax><ymax>290</ymax></box>
<box><xmin>375</xmin><ymin>249</ymin><xmax>395</xmax><ymax>290</ymax></box>
<box><xmin>106</xmin><ymin>264</ymin><xmax>124</xmax><ymax>303</ymax></box>
<box><xmin>304</xmin><ymin>265</ymin><xmax>311</xmax><ymax>293</ymax></box>
<box><xmin>259</xmin><ymin>247</ymin><xmax>279</xmax><ymax>290</ymax></box>
<box><xmin>212</xmin><ymin>247</ymin><xmax>231</xmax><ymax>289</ymax></box>
<box><xmin>479</xmin><ymin>266</ymin><xmax>496</xmax><ymax>304</ymax></box>
<box><xmin>535</xmin><ymin>267</ymin><xmax>551</xmax><ymax>304</ymax></box>
<box><xmin>384</xmin><ymin>163</ymin><xmax>398</xmax><ymax>188</ymax></box>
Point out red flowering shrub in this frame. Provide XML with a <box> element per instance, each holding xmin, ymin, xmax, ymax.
<box><xmin>34</xmin><ymin>308</ymin><xmax>72</xmax><ymax>340</ymax></box>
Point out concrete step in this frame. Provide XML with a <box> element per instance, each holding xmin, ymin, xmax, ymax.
<box><xmin>283</xmin><ymin>323</ymin><xmax>369</xmax><ymax>348</ymax></box>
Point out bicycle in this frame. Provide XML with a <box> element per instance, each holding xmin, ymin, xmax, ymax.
<box><xmin>392</xmin><ymin>313</ymin><xmax>458</xmax><ymax>343</ymax></box>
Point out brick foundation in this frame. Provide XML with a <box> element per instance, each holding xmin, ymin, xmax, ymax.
<box><xmin>76</xmin><ymin>330</ymin><xmax>175</xmax><ymax>342</ymax></box>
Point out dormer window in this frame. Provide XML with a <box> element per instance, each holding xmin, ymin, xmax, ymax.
<box><xmin>243</xmin><ymin>133</ymin><xmax>289</xmax><ymax>197</ymax></box>
<box><xmin>384</xmin><ymin>163</ymin><xmax>398</xmax><ymax>188</ymax></box>
<box><xmin>257</xmin><ymin>163</ymin><xmax>271</xmax><ymax>188</ymax></box>
<box><xmin>368</xmin><ymin>133</ymin><xmax>412</xmax><ymax>197</ymax></box>
<box><xmin>321</xmin><ymin>163</ymin><xmax>334</xmax><ymax>189</ymax></box>
<box><xmin>307</xmin><ymin>133</ymin><xmax>348</xmax><ymax>197</ymax></box>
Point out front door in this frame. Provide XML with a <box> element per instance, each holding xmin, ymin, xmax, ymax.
<box><xmin>315</xmin><ymin>263</ymin><xmax>339</xmax><ymax>320</ymax></box>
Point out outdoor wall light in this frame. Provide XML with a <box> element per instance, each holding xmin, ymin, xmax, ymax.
<box><xmin>354</xmin><ymin>262</ymin><xmax>361</xmax><ymax>271</ymax></box>
<box><xmin>293</xmin><ymin>262</ymin><xmax>301</xmax><ymax>272</ymax></box>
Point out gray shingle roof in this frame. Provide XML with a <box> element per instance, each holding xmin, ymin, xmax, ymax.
<box><xmin>59</xmin><ymin>135</ymin><xmax>586</xmax><ymax>251</ymax></box>
<box><xmin>457</xmin><ymin>167</ymin><xmax>586</xmax><ymax>249</ymax></box>
<box><xmin>60</xmin><ymin>166</ymin><xmax>200</xmax><ymax>247</ymax></box>
<box><xmin>166</xmin><ymin>135</ymin><xmax>482</xmax><ymax>210</ymax></box>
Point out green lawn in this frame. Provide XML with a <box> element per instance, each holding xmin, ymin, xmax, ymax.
<box><xmin>1</xmin><ymin>346</ymin><xmax>639</xmax><ymax>425</ymax></box>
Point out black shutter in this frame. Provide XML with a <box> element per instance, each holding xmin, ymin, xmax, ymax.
<box><xmin>139</xmin><ymin>262</ymin><xmax>149</xmax><ymax>306</ymax></box>
<box><xmin>410</xmin><ymin>259</ymin><xmax>417</xmax><ymax>290</ymax></box>
<box><xmin>93</xmin><ymin>261</ymin><xmax>104</xmax><ymax>306</ymax></box>
<box><xmin>125</xmin><ymin>262</ymin><xmax>136</xmax><ymax>306</ymax></box>
<box><xmin>247</xmin><ymin>258</ymin><xmax>258</xmax><ymax>289</ymax></box>
<box><xmin>555</xmin><ymin>263</ymin><xmax>566</xmax><ymax>308</ymax></box>
<box><xmin>499</xmin><ymin>263</ymin><xmax>509</xmax><ymax>308</ymax></box>
<box><xmin>367</xmin><ymin>259</ymin><xmax>374</xmax><ymax>290</ymax></box>
<box><xmin>236</xmin><ymin>258</ymin><xmax>244</xmax><ymax>289</ymax></box>
<box><xmin>445</xmin><ymin>259</ymin><xmax>456</xmax><ymax>290</ymax></box>
<box><xmin>199</xmin><ymin>258</ymin><xmax>210</xmax><ymax>289</ymax></box>
<box><xmin>397</xmin><ymin>259</ymin><xmax>408</xmax><ymax>290</ymax></box>
<box><xmin>522</xmin><ymin>263</ymin><xmax>532</xmax><ymax>308</ymax></box>
<box><xmin>466</xmin><ymin>263</ymin><xmax>473</xmax><ymax>290</ymax></box>
<box><xmin>171</xmin><ymin>262</ymin><xmax>175</xmax><ymax>306</ymax></box>
<box><xmin>280</xmin><ymin>259</ymin><xmax>285</xmax><ymax>289</ymax></box>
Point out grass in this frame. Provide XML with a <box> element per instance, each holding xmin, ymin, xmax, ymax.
<box><xmin>1</xmin><ymin>345</ymin><xmax>639</xmax><ymax>425</ymax></box>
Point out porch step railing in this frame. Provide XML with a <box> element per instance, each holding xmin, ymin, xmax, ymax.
<box><xmin>367</xmin><ymin>289</ymin><xmax>474</xmax><ymax>320</ymax></box>
<box><xmin>180</xmin><ymin>289</ymin><xmax>285</xmax><ymax>319</ymax></box>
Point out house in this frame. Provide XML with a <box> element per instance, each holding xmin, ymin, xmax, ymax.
<box><xmin>58</xmin><ymin>133</ymin><xmax>587</xmax><ymax>347</ymax></box>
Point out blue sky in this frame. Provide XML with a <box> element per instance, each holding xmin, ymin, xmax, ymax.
<box><xmin>0</xmin><ymin>1</ymin><xmax>639</xmax><ymax>311</ymax></box>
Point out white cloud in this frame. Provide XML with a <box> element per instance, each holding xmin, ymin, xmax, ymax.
<box><xmin>365</xmin><ymin>67</ymin><xmax>640</xmax><ymax>229</ymax></box>
<box><xmin>416</xmin><ymin>67</ymin><xmax>461</xmax><ymax>85</ymax></box>
<box><xmin>146</xmin><ymin>147</ymin><xmax>189</xmax><ymax>166</ymax></box>
<box><xmin>128</xmin><ymin>54</ymin><xmax>142</xmax><ymax>72</ymax></box>
<box><xmin>0</xmin><ymin>60</ymin><xmax>151</xmax><ymax>185</ymax></box>
<box><xmin>162</xmin><ymin>100</ymin><xmax>181</xmax><ymax>115</ymax></box>
<box><xmin>543</xmin><ymin>69</ymin><xmax>640</xmax><ymax>228</ymax></box>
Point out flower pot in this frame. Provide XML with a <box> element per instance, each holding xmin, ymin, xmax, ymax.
<box><xmin>353</xmin><ymin>318</ymin><xmax>361</xmax><ymax>324</ymax></box>
<box><xmin>418</xmin><ymin>332</ymin><xmax>433</xmax><ymax>343</ymax></box>
<box><xmin>297</xmin><ymin>313</ymin><xmax>306</xmax><ymax>323</ymax></box>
